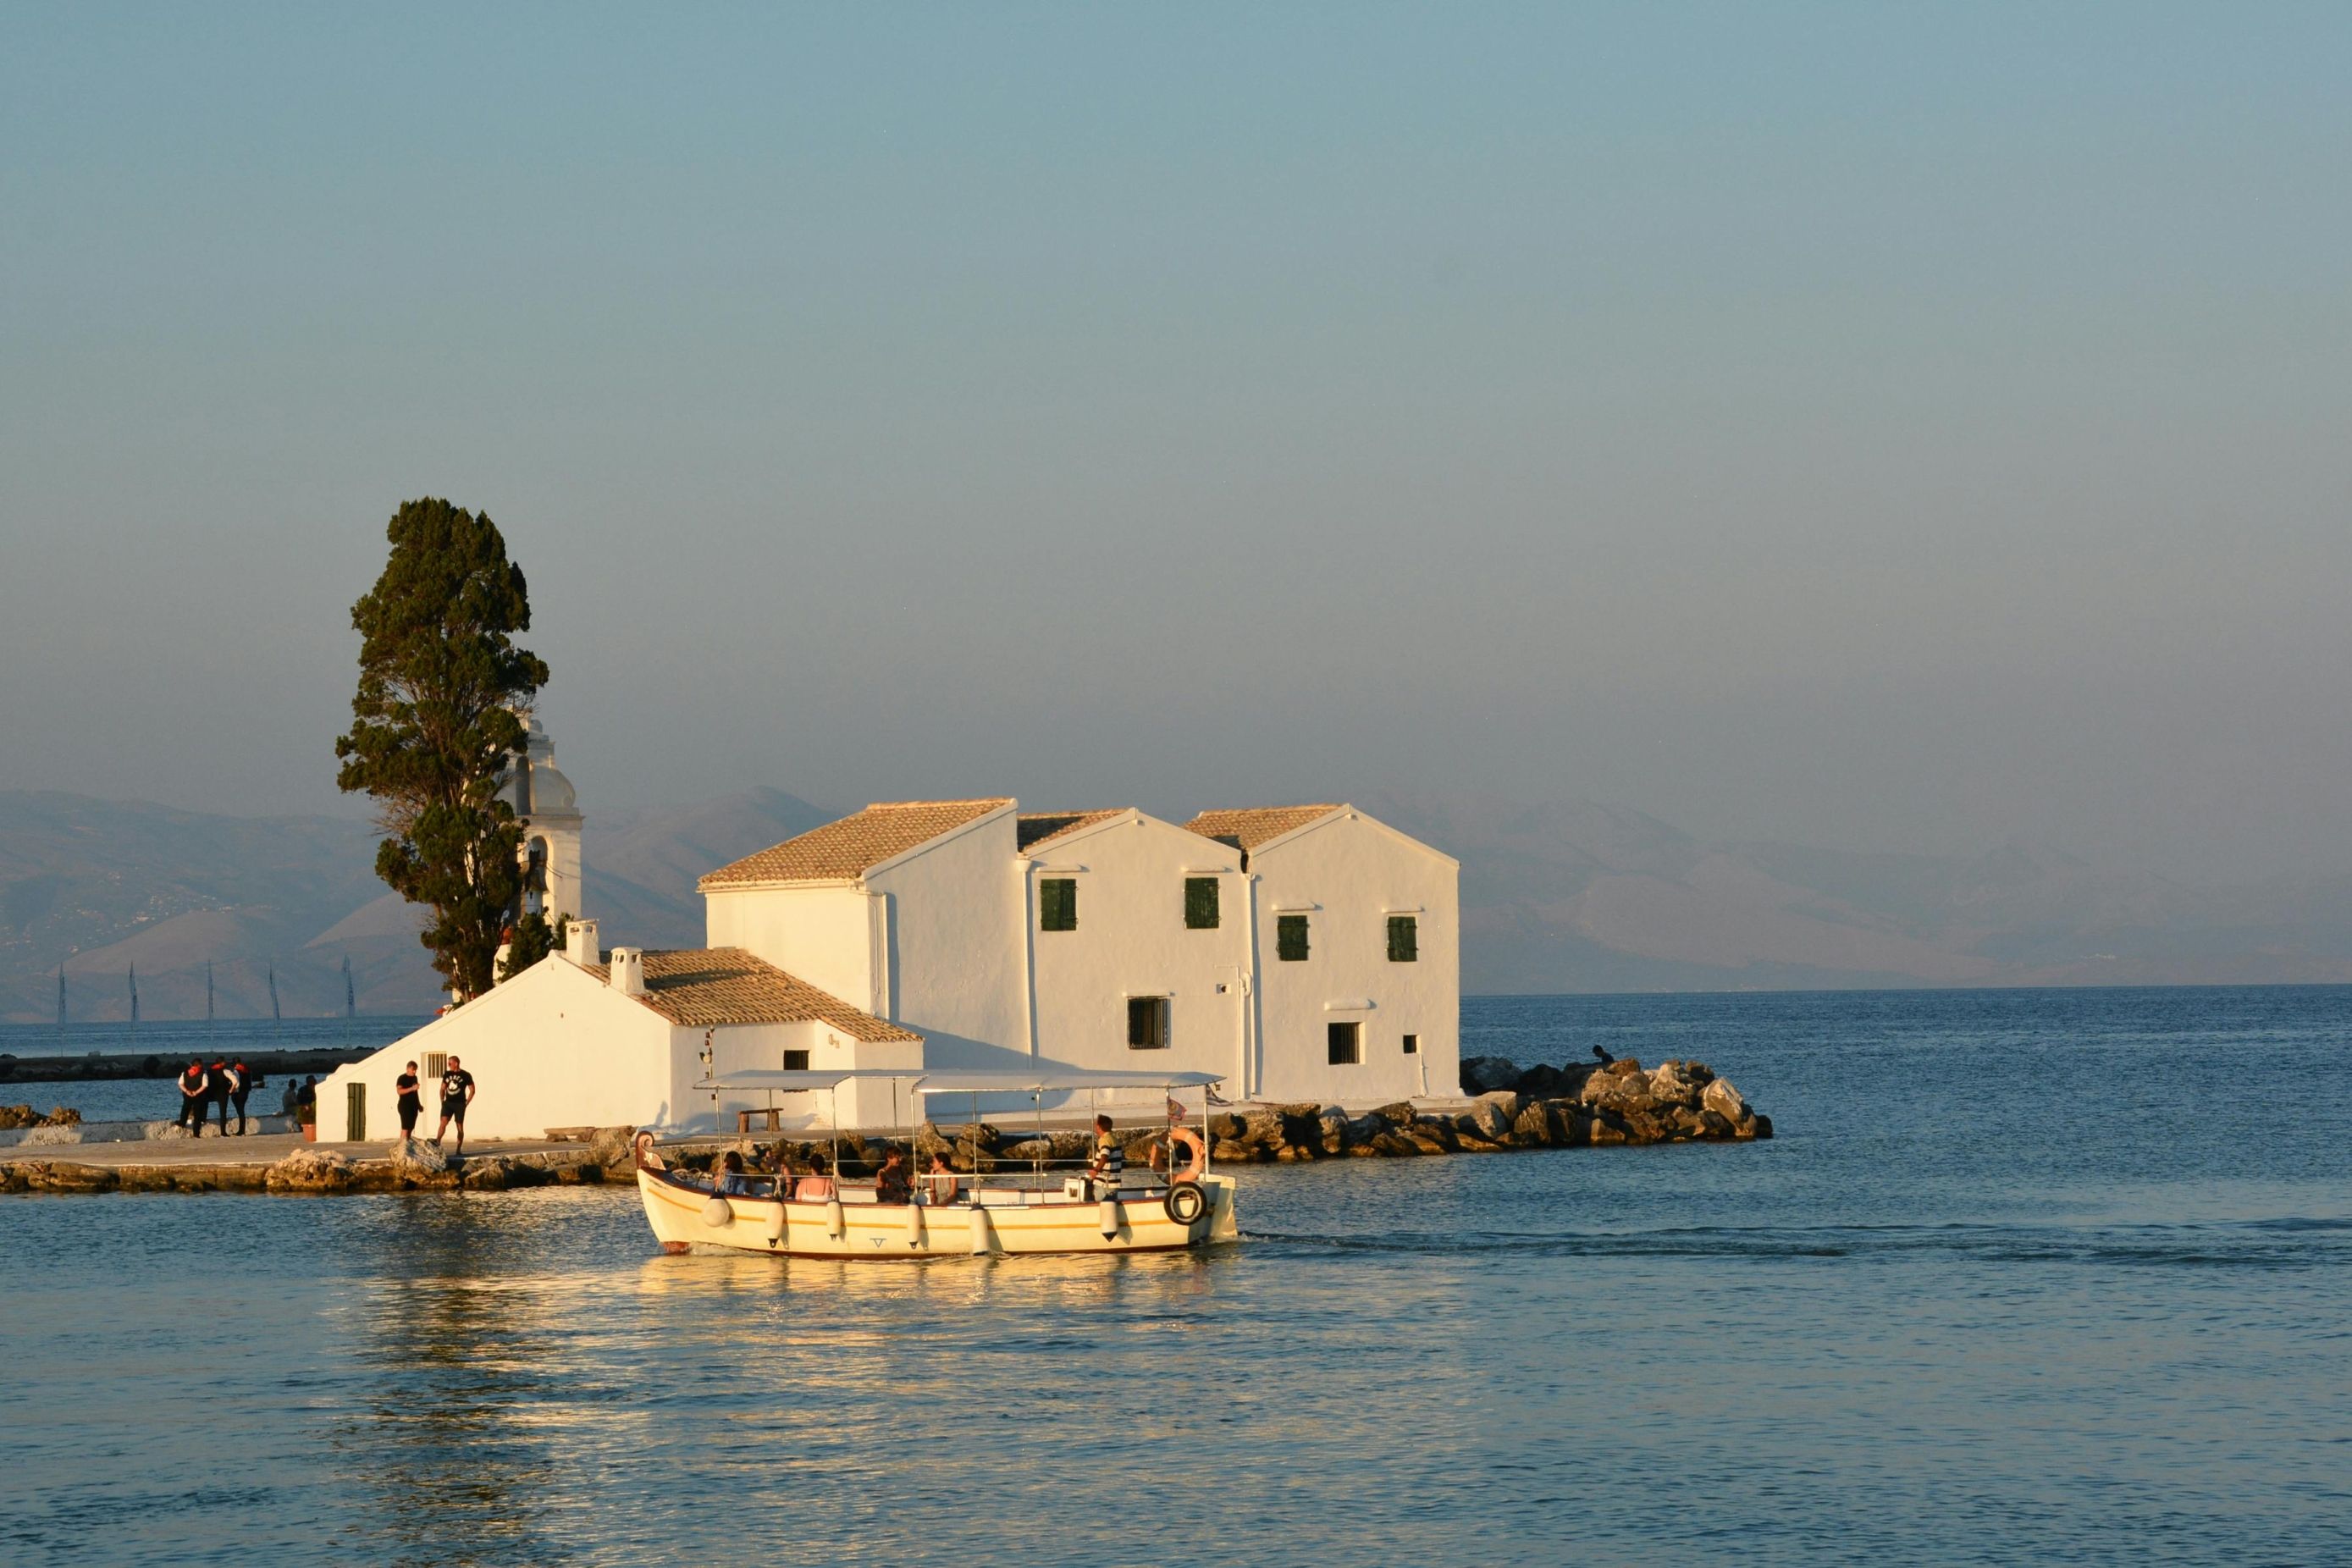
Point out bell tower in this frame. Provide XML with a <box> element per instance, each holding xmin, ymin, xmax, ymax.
<box><xmin>505</xmin><ymin>715</ymin><xmax>585</xmax><ymax>926</ymax></box>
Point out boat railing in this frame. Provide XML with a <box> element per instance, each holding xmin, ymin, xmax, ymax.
<box><xmin>669</xmin><ymin>1155</ymin><xmax>1190</xmax><ymax>1205</ymax></box>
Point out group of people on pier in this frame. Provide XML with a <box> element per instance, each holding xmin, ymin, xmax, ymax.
<box><xmin>172</xmin><ymin>1057</ymin><xmax>265</xmax><ymax>1136</ymax></box>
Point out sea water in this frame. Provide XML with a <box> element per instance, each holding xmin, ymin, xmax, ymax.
<box><xmin>3</xmin><ymin>987</ymin><xmax>2347</xmax><ymax>1566</ymax></box>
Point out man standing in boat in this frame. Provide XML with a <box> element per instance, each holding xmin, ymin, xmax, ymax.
<box><xmin>1085</xmin><ymin>1114</ymin><xmax>1124</xmax><ymax>1198</ymax></box>
<box><xmin>433</xmin><ymin>1056</ymin><xmax>477</xmax><ymax>1156</ymax></box>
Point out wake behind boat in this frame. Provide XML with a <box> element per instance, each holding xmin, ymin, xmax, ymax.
<box><xmin>636</xmin><ymin>1067</ymin><xmax>1240</xmax><ymax>1258</ymax></box>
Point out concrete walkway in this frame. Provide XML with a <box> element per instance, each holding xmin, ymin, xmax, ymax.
<box><xmin>0</xmin><ymin>1132</ymin><xmax>585</xmax><ymax>1169</ymax></box>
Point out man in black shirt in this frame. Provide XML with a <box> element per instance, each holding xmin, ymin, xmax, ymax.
<box><xmin>175</xmin><ymin>1060</ymin><xmax>209</xmax><ymax>1135</ymax></box>
<box><xmin>221</xmin><ymin>1058</ymin><xmax>251</xmax><ymax>1135</ymax></box>
<box><xmin>207</xmin><ymin>1059</ymin><xmax>234</xmax><ymax>1135</ymax></box>
<box><xmin>433</xmin><ymin>1057</ymin><xmax>477</xmax><ymax>1155</ymax></box>
<box><xmin>395</xmin><ymin>1060</ymin><xmax>423</xmax><ymax>1138</ymax></box>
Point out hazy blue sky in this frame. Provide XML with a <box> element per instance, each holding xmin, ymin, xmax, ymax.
<box><xmin>4</xmin><ymin>4</ymin><xmax>2348</xmax><ymax>883</ymax></box>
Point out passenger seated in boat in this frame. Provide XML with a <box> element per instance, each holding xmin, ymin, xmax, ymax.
<box><xmin>925</xmin><ymin>1154</ymin><xmax>961</xmax><ymax>1206</ymax></box>
<box><xmin>1085</xmin><ymin>1115</ymin><xmax>1124</xmax><ymax>1198</ymax></box>
<box><xmin>714</xmin><ymin>1150</ymin><xmax>753</xmax><ymax>1196</ymax></box>
<box><xmin>875</xmin><ymin>1146</ymin><xmax>913</xmax><ymax>1205</ymax></box>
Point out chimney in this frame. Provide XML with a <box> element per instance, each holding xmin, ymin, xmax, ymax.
<box><xmin>609</xmin><ymin>946</ymin><xmax>645</xmax><ymax>997</ymax></box>
<box><xmin>566</xmin><ymin>919</ymin><xmax>600</xmax><ymax>966</ymax></box>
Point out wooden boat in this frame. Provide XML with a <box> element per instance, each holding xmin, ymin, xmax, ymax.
<box><xmin>635</xmin><ymin>1068</ymin><xmax>1240</xmax><ymax>1258</ymax></box>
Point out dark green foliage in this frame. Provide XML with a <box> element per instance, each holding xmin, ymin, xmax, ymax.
<box><xmin>334</xmin><ymin>500</ymin><xmax>549</xmax><ymax>1002</ymax></box>
<box><xmin>1039</xmin><ymin>877</ymin><xmax>1077</xmax><ymax>931</ymax></box>
<box><xmin>1387</xmin><ymin>914</ymin><xmax>1418</xmax><ymax>962</ymax></box>
<box><xmin>500</xmin><ymin>908</ymin><xmax>565</xmax><ymax>981</ymax></box>
<box><xmin>1277</xmin><ymin>912</ymin><xmax>1310</xmax><ymax>961</ymax></box>
<box><xmin>1184</xmin><ymin>875</ymin><xmax>1219</xmax><ymax>930</ymax></box>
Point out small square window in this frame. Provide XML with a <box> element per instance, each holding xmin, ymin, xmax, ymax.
<box><xmin>1387</xmin><ymin>914</ymin><xmax>1419</xmax><ymax>962</ymax></box>
<box><xmin>1184</xmin><ymin>876</ymin><xmax>1220</xmax><ymax>930</ymax></box>
<box><xmin>1277</xmin><ymin>913</ymin><xmax>1310</xmax><ymax>961</ymax></box>
<box><xmin>1402</xmin><ymin>1033</ymin><xmax>1419</xmax><ymax>1056</ymax></box>
<box><xmin>1040</xmin><ymin>877</ymin><xmax>1078</xmax><ymax>931</ymax></box>
<box><xmin>1327</xmin><ymin>1020</ymin><xmax>1361</xmax><ymax>1065</ymax></box>
<box><xmin>782</xmin><ymin>1049</ymin><xmax>810</xmax><ymax>1071</ymax></box>
<box><xmin>1127</xmin><ymin>996</ymin><xmax>1169</xmax><ymax>1050</ymax></box>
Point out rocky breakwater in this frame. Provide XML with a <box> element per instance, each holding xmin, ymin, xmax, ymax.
<box><xmin>1194</xmin><ymin>1055</ymin><xmax>1771</xmax><ymax>1164</ymax></box>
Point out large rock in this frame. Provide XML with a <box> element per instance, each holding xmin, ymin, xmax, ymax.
<box><xmin>265</xmin><ymin>1149</ymin><xmax>355</xmax><ymax>1193</ymax></box>
<box><xmin>24</xmin><ymin>1161</ymin><xmax>119</xmax><ymax>1193</ymax></box>
<box><xmin>1466</xmin><ymin>1091</ymin><xmax>1520</xmax><ymax>1141</ymax></box>
<box><xmin>588</xmin><ymin>1126</ymin><xmax>639</xmax><ymax>1168</ymax></box>
<box><xmin>142</xmin><ymin>1121</ymin><xmax>194</xmax><ymax>1141</ymax></box>
<box><xmin>1460</xmin><ymin>1056</ymin><xmax>1521</xmax><ymax>1095</ymax></box>
<box><xmin>389</xmin><ymin>1136</ymin><xmax>450</xmax><ymax>1179</ymax></box>
<box><xmin>1702</xmin><ymin>1079</ymin><xmax>1748</xmax><ymax>1123</ymax></box>
<box><xmin>1510</xmin><ymin>1103</ymin><xmax>1555</xmax><ymax>1146</ymax></box>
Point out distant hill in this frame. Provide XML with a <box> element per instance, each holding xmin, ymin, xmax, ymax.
<box><xmin>1356</xmin><ymin>791</ymin><xmax>2352</xmax><ymax>992</ymax></box>
<box><xmin>0</xmin><ymin>786</ymin><xmax>831</xmax><ymax>1022</ymax></box>
<box><xmin>3</xmin><ymin>785</ymin><xmax>2347</xmax><ymax>1021</ymax></box>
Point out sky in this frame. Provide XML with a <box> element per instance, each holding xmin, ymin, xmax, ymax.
<box><xmin>3</xmin><ymin>3</ymin><xmax>2348</xmax><ymax>886</ymax></box>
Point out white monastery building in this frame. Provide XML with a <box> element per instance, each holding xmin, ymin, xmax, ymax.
<box><xmin>320</xmin><ymin>760</ymin><xmax>1459</xmax><ymax>1140</ymax></box>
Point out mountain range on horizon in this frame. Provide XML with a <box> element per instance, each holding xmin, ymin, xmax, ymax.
<box><xmin>3</xmin><ymin>785</ymin><xmax>2348</xmax><ymax>1025</ymax></box>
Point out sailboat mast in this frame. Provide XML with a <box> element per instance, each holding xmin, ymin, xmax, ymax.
<box><xmin>129</xmin><ymin>963</ymin><xmax>139</xmax><ymax>1024</ymax></box>
<box><xmin>342</xmin><ymin>954</ymin><xmax>355</xmax><ymax>1017</ymax></box>
<box><xmin>57</xmin><ymin>965</ymin><xmax>65</xmax><ymax>1030</ymax></box>
<box><xmin>268</xmin><ymin>963</ymin><xmax>281</xmax><ymax>1025</ymax></box>
<box><xmin>207</xmin><ymin>960</ymin><xmax>215</xmax><ymax>1021</ymax></box>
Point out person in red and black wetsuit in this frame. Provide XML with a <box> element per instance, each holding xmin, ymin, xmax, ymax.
<box><xmin>176</xmin><ymin>1060</ymin><xmax>210</xmax><ymax>1135</ymax></box>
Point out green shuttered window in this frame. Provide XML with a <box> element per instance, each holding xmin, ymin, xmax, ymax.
<box><xmin>1387</xmin><ymin>914</ymin><xmax>1419</xmax><ymax>962</ymax></box>
<box><xmin>1184</xmin><ymin>876</ymin><xmax>1219</xmax><ymax>929</ymax></box>
<box><xmin>1040</xmin><ymin>877</ymin><xmax>1077</xmax><ymax>931</ymax></box>
<box><xmin>1277</xmin><ymin>913</ymin><xmax>1310</xmax><ymax>961</ymax></box>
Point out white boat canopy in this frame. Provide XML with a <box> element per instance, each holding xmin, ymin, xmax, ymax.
<box><xmin>910</xmin><ymin>1068</ymin><xmax>1224</xmax><ymax>1097</ymax></box>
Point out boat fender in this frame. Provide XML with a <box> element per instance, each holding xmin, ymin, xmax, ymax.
<box><xmin>905</xmin><ymin>1201</ymin><xmax>927</xmax><ymax>1249</ymax></box>
<box><xmin>1097</xmin><ymin>1195</ymin><xmax>1122</xmax><ymax>1239</ymax></box>
<box><xmin>765</xmin><ymin>1201</ymin><xmax>787</xmax><ymax>1245</ymax></box>
<box><xmin>1162</xmin><ymin>1179</ymin><xmax>1207</xmax><ymax>1227</ymax></box>
<box><xmin>966</xmin><ymin>1204</ymin><xmax>993</xmax><ymax>1256</ymax></box>
<box><xmin>702</xmin><ymin>1195</ymin><xmax>733</xmax><ymax>1228</ymax></box>
<box><xmin>825</xmin><ymin>1195</ymin><xmax>846</xmax><ymax>1239</ymax></box>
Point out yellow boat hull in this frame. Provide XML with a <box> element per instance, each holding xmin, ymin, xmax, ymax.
<box><xmin>638</xmin><ymin>1167</ymin><xmax>1240</xmax><ymax>1258</ymax></box>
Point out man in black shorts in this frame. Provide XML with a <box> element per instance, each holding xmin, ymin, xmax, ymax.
<box><xmin>433</xmin><ymin>1056</ymin><xmax>477</xmax><ymax>1155</ymax></box>
<box><xmin>395</xmin><ymin>1060</ymin><xmax>423</xmax><ymax>1139</ymax></box>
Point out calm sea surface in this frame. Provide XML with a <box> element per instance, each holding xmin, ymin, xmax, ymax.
<box><xmin>5</xmin><ymin>987</ymin><xmax>2349</xmax><ymax>1566</ymax></box>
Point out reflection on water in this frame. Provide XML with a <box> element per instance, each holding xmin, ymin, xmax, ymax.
<box><xmin>6</xmin><ymin>989</ymin><xmax>2352</xmax><ymax>1566</ymax></box>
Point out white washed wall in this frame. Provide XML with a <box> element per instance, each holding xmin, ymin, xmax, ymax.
<box><xmin>1248</xmin><ymin>810</ymin><xmax>1460</xmax><ymax>1107</ymax></box>
<box><xmin>704</xmin><ymin>884</ymin><xmax>878</xmax><ymax>1013</ymax></box>
<box><xmin>864</xmin><ymin>809</ymin><xmax>1031</xmax><ymax>1069</ymax></box>
<box><xmin>1026</xmin><ymin>813</ymin><xmax>1249</xmax><ymax>1086</ymax></box>
<box><xmin>317</xmin><ymin>958</ymin><xmax>674</xmax><ymax>1141</ymax></box>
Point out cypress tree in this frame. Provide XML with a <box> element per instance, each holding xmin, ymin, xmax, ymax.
<box><xmin>335</xmin><ymin>499</ymin><xmax>550</xmax><ymax>1002</ymax></box>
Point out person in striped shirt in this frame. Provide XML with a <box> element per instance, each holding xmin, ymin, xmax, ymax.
<box><xmin>1085</xmin><ymin>1114</ymin><xmax>1124</xmax><ymax>1198</ymax></box>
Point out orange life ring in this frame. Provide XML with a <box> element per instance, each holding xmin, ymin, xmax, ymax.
<box><xmin>1166</xmin><ymin>1124</ymin><xmax>1206</xmax><ymax>1184</ymax></box>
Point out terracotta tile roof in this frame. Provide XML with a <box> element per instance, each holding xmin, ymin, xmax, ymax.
<box><xmin>1181</xmin><ymin>804</ymin><xmax>1344</xmax><ymax>853</ymax></box>
<box><xmin>1016</xmin><ymin>810</ymin><xmax>1125</xmax><ymax>852</ymax></box>
<box><xmin>698</xmin><ymin>798</ymin><xmax>1012</xmax><ymax>888</ymax></box>
<box><xmin>585</xmin><ymin>947</ymin><xmax>920</xmax><ymax>1039</ymax></box>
